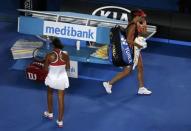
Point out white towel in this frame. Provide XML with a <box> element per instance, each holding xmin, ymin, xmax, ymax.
<box><xmin>134</xmin><ymin>36</ymin><xmax>147</xmax><ymax>49</ymax></box>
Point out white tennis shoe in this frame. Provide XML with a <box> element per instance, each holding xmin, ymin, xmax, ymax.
<box><xmin>43</xmin><ymin>111</ymin><xmax>53</xmax><ymax>119</ymax></box>
<box><xmin>56</xmin><ymin>120</ymin><xmax>63</xmax><ymax>128</ymax></box>
<box><xmin>138</xmin><ymin>87</ymin><xmax>152</xmax><ymax>95</ymax></box>
<box><xmin>103</xmin><ymin>82</ymin><xmax>112</xmax><ymax>94</ymax></box>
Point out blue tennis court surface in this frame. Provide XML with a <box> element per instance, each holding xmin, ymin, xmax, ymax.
<box><xmin>1</xmin><ymin>21</ymin><xmax>191</xmax><ymax>131</ymax></box>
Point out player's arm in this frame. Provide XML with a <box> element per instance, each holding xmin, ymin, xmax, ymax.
<box><xmin>62</xmin><ymin>53</ymin><xmax>70</xmax><ymax>70</ymax></box>
<box><xmin>65</xmin><ymin>54</ymin><xmax>70</xmax><ymax>70</ymax></box>
<box><xmin>44</xmin><ymin>53</ymin><xmax>50</xmax><ymax>71</ymax></box>
<box><xmin>127</xmin><ymin>24</ymin><xmax>143</xmax><ymax>49</ymax></box>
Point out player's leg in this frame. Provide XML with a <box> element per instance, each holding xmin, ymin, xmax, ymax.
<box><xmin>57</xmin><ymin>89</ymin><xmax>64</xmax><ymax>127</ymax></box>
<box><xmin>44</xmin><ymin>86</ymin><xmax>54</xmax><ymax>119</ymax></box>
<box><xmin>137</xmin><ymin>54</ymin><xmax>152</xmax><ymax>95</ymax></box>
<box><xmin>103</xmin><ymin>66</ymin><xmax>132</xmax><ymax>94</ymax></box>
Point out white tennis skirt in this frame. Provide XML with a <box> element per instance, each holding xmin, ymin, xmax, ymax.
<box><xmin>45</xmin><ymin>65</ymin><xmax>69</xmax><ymax>90</ymax></box>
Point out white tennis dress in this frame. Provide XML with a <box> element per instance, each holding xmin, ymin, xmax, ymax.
<box><xmin>45</xmin><ymin>49</ymin><xmax>69</xmax><ymax>90</ymax></box>
<box><xmin>133</xmin><ymin>36</ymin><xmax>147</xmax><ymax>70</ymax></box>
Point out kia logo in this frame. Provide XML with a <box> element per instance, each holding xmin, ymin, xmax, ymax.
<box><xmin>92</xmin><ymin>6</ymin><xmax>131</xmax><ymax>21</ymax></box>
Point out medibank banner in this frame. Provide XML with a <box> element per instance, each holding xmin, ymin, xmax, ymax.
<box><xmin>18</xmin><ymin>16</ymin><xmax>110</xmax><ymax>44</ymax></box>
<box><xmin>43</xmin><ymin>21</ymin><xmax>97</xmax><ymax>42</ymax></box>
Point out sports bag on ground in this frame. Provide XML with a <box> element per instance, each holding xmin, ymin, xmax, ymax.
<box><xmin>26</xmin><ymin>60</ymin><xmax>48</xmax><ymax>81</ymax></box>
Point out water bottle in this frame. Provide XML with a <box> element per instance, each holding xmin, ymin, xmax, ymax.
<box><xmin>76</xmin><ymin>41</ymin><xmax>80</xmax><ymax>51</ymax></box>
<box><xmin>45</xmin><ymin>41</ymin><xmax>50</xmax><ymax>50</ymax></box>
